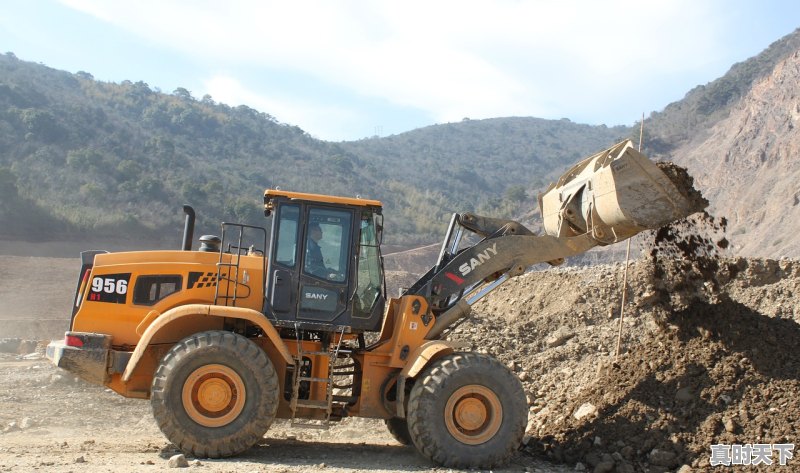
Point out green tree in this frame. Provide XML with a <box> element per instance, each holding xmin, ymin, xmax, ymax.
<box><xmin>173</xmin><ymin>87</ymin><xmax>194</xmax><ymax>101</ymax></box>
<box><xmin>505</xmin><ymin>185</ymin><xmax>527</xmax><ymax>203</ymax></box>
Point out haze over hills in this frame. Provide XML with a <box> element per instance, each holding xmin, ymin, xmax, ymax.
<box><xmin>2</xmin><ymin>27</ymin><xmax>800</xmax><ymax>258</ymax></box>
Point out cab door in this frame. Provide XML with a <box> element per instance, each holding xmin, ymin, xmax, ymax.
<box><xmin>297</xmin><ymin>206</ymin><xmax>352</xmax><ymax>323</ymax></box>
<box><xmin>265</xmin><ymin>202</ymin><xmax>354</xmax><ymax>326</ymax></box>
<box><xmin>266</xmin><ymin>203</ymin><xmax>301</xmax><ymax>317</ymax></box>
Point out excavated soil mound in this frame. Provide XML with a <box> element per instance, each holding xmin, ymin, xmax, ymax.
<box><xmin>530</xmin><ymin>297</ymin><xmax>800</xmax><ymax>472</ymax></box>
<box><xmin>458</xmin><ymin>210</ymin><xmax>800</xmax><ymax>472</ymax></box>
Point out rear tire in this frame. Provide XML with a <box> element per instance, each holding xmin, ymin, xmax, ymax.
<box><xmin>385</xmin><ymin>417</ymin><xmax>412</xmax><ymax>445</ymax></box>
<box><xmin>406</xmin><ymin>352</ymin><xmax>526</xmax><ymax>468</ymax></box>
<box><xmin>151</xmin><ymin>330</ymin><xmax>279</xmax><ymax>458</ymax></box>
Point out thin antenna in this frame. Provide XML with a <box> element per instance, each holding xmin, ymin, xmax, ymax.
<box><xmin>615</xmin><ymin>112</ymin><xmax>645</xmax><ymax>360</ymax></box>
<box><xmin>638</xmin><ymin>111</ymin><xmax>645</xmax><ymax>152</ymax></box>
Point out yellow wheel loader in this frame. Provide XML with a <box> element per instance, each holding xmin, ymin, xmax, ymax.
<box><xmin>47</xmin><ymin>140</ymin><xmax>703</xmax><ymax>468</ymax></box>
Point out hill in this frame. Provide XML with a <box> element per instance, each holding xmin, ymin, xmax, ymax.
<box><xmin>0</xmin><ymin>53</ymin><xmax>629</xmax><ymax>247</ymax></box>
<box><xmin>669</xmin><ymin>49</ymin><xmax>800</xmax><ymax>257</ymax></box>
<box><xmin>637</xmin><ymin>28</ymin><xmax>800</xmax><ymax>258</ymax></box>
<box><xmin>645</xmin><ymin>28</ymin><xmax>800</xmax><ymax>156</ymax></box>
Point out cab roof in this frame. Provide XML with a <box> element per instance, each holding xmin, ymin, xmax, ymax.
<box><xmin>264</xmin><ymin>189</ymin><xmax>382</xmax><ymax>208</ymax></box>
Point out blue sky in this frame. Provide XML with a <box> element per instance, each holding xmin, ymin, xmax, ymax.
<box><xmin>1</xmin><ymin>1</ymin><xmax>798</xmax><ymax>141</ymax></box>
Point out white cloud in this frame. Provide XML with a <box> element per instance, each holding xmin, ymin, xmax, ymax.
<box><xmin>59</xmin><ymin>0</ymin><xmax>732</xmax><ymax>129</ymax></box>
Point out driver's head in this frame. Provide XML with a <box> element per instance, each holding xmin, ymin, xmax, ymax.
<box><xmin>309</xmin><ymin>223</ymin><xmax>322</xmax><ymax>242</ymax></box>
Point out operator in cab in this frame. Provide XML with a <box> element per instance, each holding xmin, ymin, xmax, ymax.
<box><xmin>305</xmin><ymin>222</ymin><xmax>329</xmax><ymax>278</ymax></box>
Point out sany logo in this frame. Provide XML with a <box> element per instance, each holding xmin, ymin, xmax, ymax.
<box><xmin>305</xmin><ymin>292</ymin><xmax>329</xmax><ymax>300</ymax></box>
<box><xmin>458</xmin><ymin>243</ymin><xmax>498</xmax><ymax>277</ymax></box>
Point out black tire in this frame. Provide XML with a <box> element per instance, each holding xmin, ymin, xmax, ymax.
<box><xmin>406</xmin><ymin>352</ymin><xmax>526</xmax><ymax>469</ymax></box>
<box><xmin>151</xmin><ymin>330</ymin><xmax>279</xmax><ymax>458</ymax></box>
<box><xmin>385</xmin><ymin>417</ymin><xmax>412</xmax><ymax>445</ymax></box>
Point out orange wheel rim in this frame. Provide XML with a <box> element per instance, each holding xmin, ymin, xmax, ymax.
<box><xmin>181</xmin><ymin>364</ymin><xmax>246</xmax><ymax>427</ymax></box>
<box><xmin>444</xmin><ymin>385</ymin><xmax>502</xmax><ymax>445</ymax></box>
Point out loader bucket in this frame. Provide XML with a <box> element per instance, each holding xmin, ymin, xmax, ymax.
<box><xmin>538</xmin><ymin>140</ymin><xmax>707</xmax><ymax>244</ymax></box>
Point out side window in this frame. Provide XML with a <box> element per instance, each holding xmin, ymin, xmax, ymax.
<box><xmin>275</xmin><ymin>205</ymin><xmax>300</xmax><ymax>267</ymax></box>
<box><xmin>354</xmin><ymin>212</ymin><xmax>383</xmax><ymax>318</ymax></box>
<box><xmin>304</xmin><ymin>207</ymin><xmax>352</xmax><ymax>282</ymax></box>
<box><xmin>133</xmin><ymin>275</ymin><xmax>182</xmax><ymax>306</ymax></box>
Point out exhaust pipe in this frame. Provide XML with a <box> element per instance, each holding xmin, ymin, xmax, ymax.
<box><xmin>182</xmin><ymin>205</ymin><xmax>195</xmax><ymax>251</ymax></box>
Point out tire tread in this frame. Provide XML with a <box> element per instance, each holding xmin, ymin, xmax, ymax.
<box><xmin>406</xmin><ymin>352</ymin><xmax>526</xmax><ymax>469</ymax></box>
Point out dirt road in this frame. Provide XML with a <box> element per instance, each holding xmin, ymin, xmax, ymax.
<box><xmin>0</xmin><ymin>355</ymin><xmax>568</xmax><ymax>473</ymax></box>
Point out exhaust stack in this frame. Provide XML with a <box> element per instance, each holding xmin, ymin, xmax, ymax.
<box><xmin>181</xmin><ymin>205</ymin><xmax>195</xmax><ymax>251</ymax></box>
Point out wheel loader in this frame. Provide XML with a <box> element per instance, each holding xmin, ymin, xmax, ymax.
<box><xmin>47</xmin><ymin>140</ymin><xmax>703</xmax><ymax>468</ymax></box>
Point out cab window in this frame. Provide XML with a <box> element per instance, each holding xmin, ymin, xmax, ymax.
<box><xmin>303</xmin><ymin>207</ymin><xmax>352</xmax><ymax>282</ymax></box>
<box><xmin>354</xmin><ymin>211</ymin><xmax>383</xmax><ymax>318</ymax></box>
<box><xmin>275</xmin><ymin>204</ymin><xmax>300</xmax><ymax>267</ymax></box>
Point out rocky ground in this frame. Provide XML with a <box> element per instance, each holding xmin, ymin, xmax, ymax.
<box><xmin>0</xmin><ymin>353</ymin><xmax>568</xmax><ymax>472</ymax></box>
<box><xmin>1</xmin><ymin>212</ymin><xmax>799</xmax><ymax>472</ymax></box>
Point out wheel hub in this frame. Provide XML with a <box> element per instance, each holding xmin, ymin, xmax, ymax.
<box><xmin>196</xmin><ymin>377</ymin><xmax>233</xmax><ymax>412</ymax></box>
<box><xmin>444</xmin><ymin>385</ymin><xmax>503</xmax><ymax>445</ymax></box>
<box><xmin>454</xmin><ymin>397</ymin><xmax>488</xmax><ymax>431</ymax></box>
<box><xmin>182</xmin><ymin>364</ymin><xmax>246</xmax><ymax>428</ymax></box>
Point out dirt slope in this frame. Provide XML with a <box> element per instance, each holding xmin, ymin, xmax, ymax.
<box><xmin>0</xmin><ymin>255</ymin><xmax>77</xmax><ymax>339</ymax></box>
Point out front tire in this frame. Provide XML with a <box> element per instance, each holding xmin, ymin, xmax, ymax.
<box><xmin>151</xmin><ymin>331</ymin><xmax>279</xmax><ymax>458</ymax></box>
<box><xmin>406</xmin><ymin>352</ymin><xmax>526</xmax><ymax>468</ymax></box>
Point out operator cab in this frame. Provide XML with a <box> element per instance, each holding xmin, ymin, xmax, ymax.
<box><xmin>263</xmin><ymin>190</ymin><xmax>386</xmax><ymax>332</ymax></box>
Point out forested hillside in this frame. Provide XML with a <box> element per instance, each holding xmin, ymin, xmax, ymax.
<box><xmin>0</xmin><ymin>52</ymin><xmax>629</xmax><ymax>245</ymax></box>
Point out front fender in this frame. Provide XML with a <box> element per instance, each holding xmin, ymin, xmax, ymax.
<box><xmin>394</xmin><ymin>340</ymin><xmax>468</xmax><ymax>418</ymax></box>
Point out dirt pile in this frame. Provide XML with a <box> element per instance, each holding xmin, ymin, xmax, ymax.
<box><xmin>533</xmin><ymin>294</ymin><xmax>800</xmax><ymax>472</ymax></box>
<box><xmin>458</xmin><ymin>212</ymin><xmax>800</xmax><ymax>472</ymax></box>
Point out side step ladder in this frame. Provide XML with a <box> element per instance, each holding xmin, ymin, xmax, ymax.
<box><xmin>289</xmin><ymin>328</ymin><xmax>348</xmax><ymax>429</ymax></box>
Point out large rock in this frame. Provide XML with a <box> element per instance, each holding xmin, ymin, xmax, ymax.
<box><xmin>573</xmin><ymin>402</ymin><xmax>598</xmax><ymax>420</ymax></box>
<box><xmin>648</xmin><ymin>448</ymin><xmax>678</xmax><ymax>468</ymax></box>
<box><xmin>168</xmin><ymin>454</ymin><xmax>189</xmax><ymax>468</ymax></box>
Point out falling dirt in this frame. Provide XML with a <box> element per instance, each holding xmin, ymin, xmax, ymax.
<box><xmin>645</xmin><ymin>211</ymin><xmax>732</xmax><ymax>310</ymax></box>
